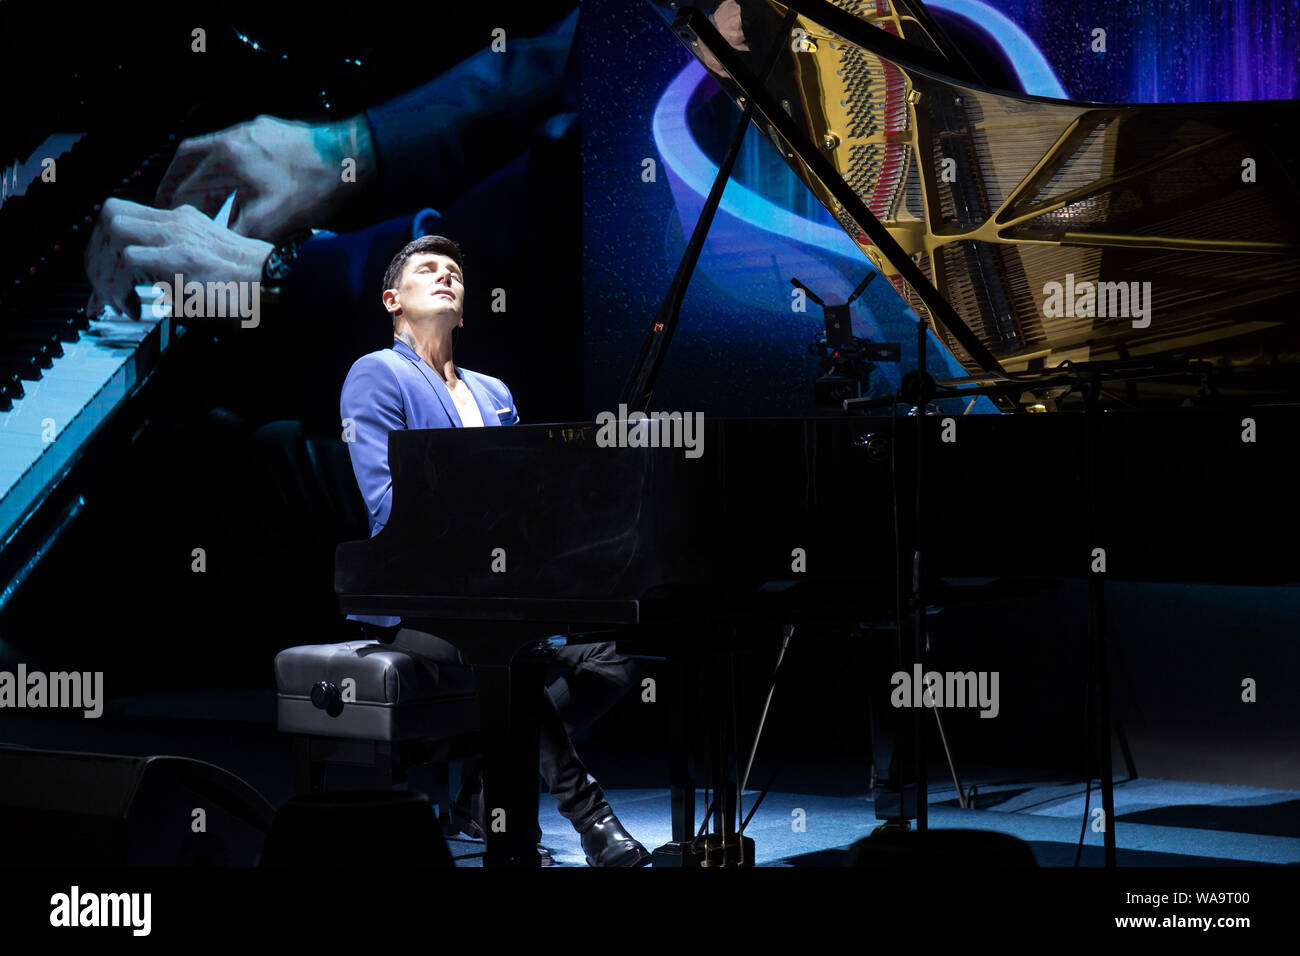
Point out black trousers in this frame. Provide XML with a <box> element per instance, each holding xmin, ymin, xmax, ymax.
<box><xmin>366</xmin><ymin>623</ymin><xmax>637</xmax><ymax>832</ymax></box>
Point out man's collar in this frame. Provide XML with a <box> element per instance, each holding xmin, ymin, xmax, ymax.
<box><xmin>392</xmin><ymin>337</ymin><xmax>463</xmax><ymax>382</ymax></box>
<box><xmin>392</xmin><ymin>338</ymin><xmax>420</xmax><ymax>363</ymax></box>
<box><xmin>392</xmin><ymin>337</ymin><xmax>461</xmax><ymax>424</ymax></box>
<box><xmin>389</xmin><ymin>337</ymin><xmax>495</xmax><ymax>427</ymax></box>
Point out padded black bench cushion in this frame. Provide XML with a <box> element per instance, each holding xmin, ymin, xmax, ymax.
<box><xmin>275</xmin><ymin>641</ymin><xmax>476</xmax><ymax>741</ymax></box>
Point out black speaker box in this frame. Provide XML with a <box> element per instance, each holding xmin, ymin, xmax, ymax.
<box><xmin>0</xmin><ymin>744</ymin><xmax>275</xmax><ymax>866</ymax></box>
<box><xmin>260</xmin><ymin>790</ymin><xmax>452</xmax><ymax>867</ymax></box>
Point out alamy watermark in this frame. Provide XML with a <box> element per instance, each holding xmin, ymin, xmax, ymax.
<box><xmin>50</xmin><ymin>886</ymin><xmax>150</xmax><ymax>936</ymax></box>
<box><xmin>148</xmin><ymin>273</ymin><xmax>260</xmax><ymax>327</ymax></box>
<box><xmin>1042</xmin><ymin>273</ymin><xmax>1151</xmax><ymax>328</ymax></box>
<box><xmin>595</xmin><ymin>404</ymin><xmax>704</xmax><ymax>459</ymax></box>
<box><xmin>891</xmin><ymin>664</ymin><xmax>999</xmax><ymax>718</ymax></box>
<box><xmin>0</xmin><ymin>664</ymin><xmax>103</xmax><ymax>718</ymax></box>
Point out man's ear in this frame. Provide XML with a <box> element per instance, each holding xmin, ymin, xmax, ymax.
<box><xmin>382</xmin><ymin>288</ymin><xmax>400</xmax><ymax>314</ymax></box>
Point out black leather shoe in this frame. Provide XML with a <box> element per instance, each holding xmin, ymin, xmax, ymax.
<box><xmin>448</xmin><ymin>798</ymin><xmax>486</xmax><ymax>841</ymax></box>
<box><xmin>449</xmin><ymin>790</ymin><xmax>546</xmax><ymax>842</ymax></box>
<box><xmin>578</xmin><ymin>812</ymin><xmax>651</xmax><ymax>867</ymax></box>
<box><xmin>448</xmin><ymin>765</ymin><xmax>487</xmax><ymax>839</ymax></box>
<box><xmin>449</xmin><ymin>802</ymin><xmax>553</xmax><ymax>864</ymax></box>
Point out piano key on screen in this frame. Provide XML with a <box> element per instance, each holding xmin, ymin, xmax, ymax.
<box><xmin>214</xmin><ymin>190</ymin><xmax>236</xmax><ymax>229</ymax></box>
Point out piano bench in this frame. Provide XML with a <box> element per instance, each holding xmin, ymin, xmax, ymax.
<box><xmin>274</xmin><ymin>641</ymin><xmax>480</xmax><ymax>799</ymax></box>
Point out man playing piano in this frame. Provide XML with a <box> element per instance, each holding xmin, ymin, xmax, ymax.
<box><xmin>340</xmin><ymin>234</ymin><xmax>650</xmax><ymax>867</ymax></box>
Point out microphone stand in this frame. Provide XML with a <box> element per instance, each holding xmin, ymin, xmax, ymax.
<box><xmin>912</xmin><ymin>314</ymin><xmax>929</xmax><ymax>833</ymax></box>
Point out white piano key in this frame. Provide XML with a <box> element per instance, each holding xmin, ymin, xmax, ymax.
<box><xmin>214</xmin><ymin>190</ymin><xmax>237</xmax><ymax>229</ymax></box>
<box><xmin>0</xmin><ymin>316</ymin><xmax>172</xmax><ymax>543</ymax></box>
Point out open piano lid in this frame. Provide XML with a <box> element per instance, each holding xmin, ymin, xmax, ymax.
<box><xmin>646</xmin><ymin>0</ymin><xmax>1300</xmax><ymax>407</ymax></box>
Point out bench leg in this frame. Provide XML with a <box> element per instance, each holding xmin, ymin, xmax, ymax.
<box><xmin>293</xmin><ymin>736</ymin><xmax>325</xmax><ymax>794</ymax></box>
<box><xmin>476</xmin><ymin>661</ymin><xmax>541</xmax><ymax>869</ymax></box>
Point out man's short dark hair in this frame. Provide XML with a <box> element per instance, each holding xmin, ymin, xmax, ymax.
<box><xmin>382</xmin><ymin>235</ymin><xmax>464</xmax><ymax>297</ymax></box>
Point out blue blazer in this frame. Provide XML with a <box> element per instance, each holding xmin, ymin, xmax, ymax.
<box><xmin>340</xmin><ymin>339</ymin><xmax>518</xmax><ymax>625</ymax></box>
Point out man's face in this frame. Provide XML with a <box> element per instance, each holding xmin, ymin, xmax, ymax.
<box><xmin>387</xmin><ymin>252</ymin><xmax>464</xmax><ymax>326</ymax></box>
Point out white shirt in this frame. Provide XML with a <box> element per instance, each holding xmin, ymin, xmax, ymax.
<box><xmin>447</xmin><ymin>375</ymin><xmax>484</xmax><ymax>427</ymax></box>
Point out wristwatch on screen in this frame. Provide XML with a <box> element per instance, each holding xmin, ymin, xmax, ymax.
<box><xmin>260</xmin><ymin>229</ymin><xmax>316</xmax><ymax>307</ymax></box>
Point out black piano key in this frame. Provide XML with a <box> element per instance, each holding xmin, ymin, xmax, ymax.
<box><xmin>0</xmin><ymin>129</ymin><xmax>178</xmax><ymax>347</ymax></box>
<box><xmin>12</xmin><ymin>317</ymin><xmax>80</xmax><ymax>342</ymax></box>
<box><xmin>3</xmin><ymin>298</ymin><xmax>90</xmax><ymax>333</ymax></box>
<box><xmin>5</xmin><ymin>341</ymin><xmax>57</xmax><ymax>368</ymax></box>
<box><xmin>44</xmin><ymin>290</ymin><xmax>91</xmax><ymax>330</ymax></box>
<box><xmin>0</xmin><ymin>355</ymin><xmax>42</xmax><ymax>381</ymax></box>
<box><xmin>1</xmin><ymin>372</ymin><xmax>25</xmax><ymax>401</ymax></box>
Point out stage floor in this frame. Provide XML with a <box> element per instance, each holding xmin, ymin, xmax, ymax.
<box><xmin>3</xmin><ymin>689</ymin><xmax>1297</xmax><ymax>867</ymax></box>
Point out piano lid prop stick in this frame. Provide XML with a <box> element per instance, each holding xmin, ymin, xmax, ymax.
<box><xmin>619</xmin><ymin>8</ymin><xmax>798</xmax><ymax>412</ymax></box>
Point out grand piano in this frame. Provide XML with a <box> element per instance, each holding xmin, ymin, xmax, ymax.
<box><xmin>336</xmin><ymin>2</ymin><xmax>1300</xmax><ymax>867</ymax></box>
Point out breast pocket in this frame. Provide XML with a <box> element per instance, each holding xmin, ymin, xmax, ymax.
<box><xmin>494</xmin><ymin>406</ymin><xmax>517</xmax><ymax>425</ymax></box>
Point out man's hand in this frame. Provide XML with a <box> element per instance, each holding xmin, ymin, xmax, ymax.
<box><xmin>697</xmin><ymin>0</ymin><xmax>750</xmax><ymax>75</ymax></box>
<box><xmin>84</xmin><ymin>198</ymin><xmax>273</xmax><ymax>320</ymax></box>
<box><xmin>153</xmin><ymin>114</ymin><xmax>376</xmax><ymax>242</ymax></box>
